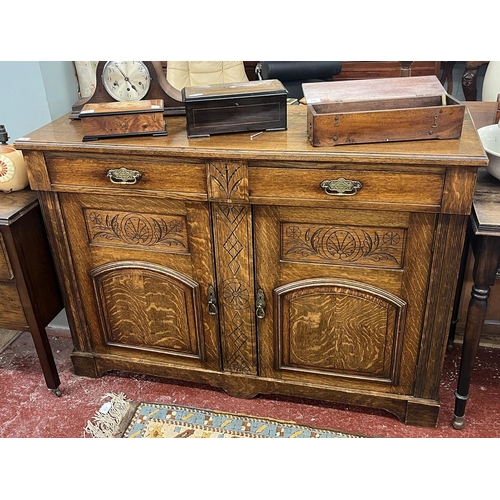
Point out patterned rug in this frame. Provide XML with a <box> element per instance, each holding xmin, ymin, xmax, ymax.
<box><xmin>84</xmin><ymin>393</ymin><xmax>363</xmax><ymax>438</ymax></box>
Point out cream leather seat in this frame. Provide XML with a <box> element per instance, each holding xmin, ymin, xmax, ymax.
<box><xmin>166</xmin><ymin>61</ymin><xmax>248</xmax><ymax>90</ymax></box>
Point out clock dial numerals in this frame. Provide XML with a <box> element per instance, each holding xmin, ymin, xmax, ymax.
<box><xmin>102</xmin><ymin>61</ymin><xmax>151</xmax><ymax>102</ymax></box>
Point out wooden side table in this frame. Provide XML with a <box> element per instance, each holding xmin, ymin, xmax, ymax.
<box><xmin>452</xmin><ymin>101</ymin><xmax>500</xmax><ymax>429</ymax></box>
<box><xmin>0</xmin><ymin>189</ymin><xmax>64</xmax><ymax>395</ymax></box>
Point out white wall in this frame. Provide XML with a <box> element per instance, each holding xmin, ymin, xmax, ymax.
<box><xmin>0</xmin><ymin>61</ymin><xmax>78</xmax><ymax>142</ymax></box>
<box><xmin>0</xmin><ymin>61</ymin><xmax>78</xmax><ymax>331</ymax></box>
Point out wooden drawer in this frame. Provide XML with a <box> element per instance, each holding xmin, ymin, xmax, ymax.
<box><xmin>0</xmin><ymin>282</ymin><xmax>27</xmax><ymax>327</ymax></box>
<box><xmin>45</xmin><ymin>154</ymin><xmax>207</xmax><ymax>198</ymax></box>
<box><xmin>248</xmin><ymin>166</ymin><xmax>445</xmax><ymax>211</ymax></box>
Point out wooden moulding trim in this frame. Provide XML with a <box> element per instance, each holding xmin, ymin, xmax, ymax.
<box><xmin>84</xmin><ymin>352</ymin><xmax>440</xmax><ymax>425</ymax></box>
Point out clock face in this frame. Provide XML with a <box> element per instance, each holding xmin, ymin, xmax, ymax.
<box><xmin>102</xmin><ymin>61</ymin><xmax>151</xmax><ymax>102</ymax></box>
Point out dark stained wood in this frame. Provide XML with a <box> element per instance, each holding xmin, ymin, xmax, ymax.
<box><xmin>449</xmin><ymin>102</ymin><xmax>500</xmax><ymax>429</ymax></box>
<box><xmin>335</xmin><ymin>61</ymin><xmax>440</xmax><ymax>80</ymax></box>
<box><xmin>15</xmin><ymin>103</ymin><xmax>487</xmax><ymax>427</ymax></box>
<box><xmin>462</xmin><ymin>62</ymin><xmax>488</xmax><ymax>101</ymax></box>
<box><xmin>454</xmin><ymin>101</ymin><xmax>500</xmax><ymax>342</ymax></box>
<box><xmin>183</xmin><ymin>80</ymin><xmax>287</xmax><ymax>138</ymax></box>
<box><xmin>453</xmin><ymin>228</ymin><xmax>500</xmax><ymax>429</ymax></box>
<box><xmin>0</xmin><ymin>189</ymin><xmax>63</xmax><ymax>394</ymax></box>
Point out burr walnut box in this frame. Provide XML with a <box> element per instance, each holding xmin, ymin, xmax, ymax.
<box><xmin>79</xmin><ymin>99</ymin><xmax>167</xmax><ymax>141</ymax></box>
<box><xmin>182</xmin><ymin>79</ymin><xmax>288</xmax><ymax>138</ymax></box>
<box><xmin>303</xmin><ymin>75</ymin><xmax>465</xmax><ymax>147</ymax></box>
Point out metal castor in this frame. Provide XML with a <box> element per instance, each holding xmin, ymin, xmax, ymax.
<box><xmin>52</xmin><ymin>388</ymin><xmax>62</xmax><ymax>397</ymax></box>
<box><xmin>452</xmin><ymin>415</ymin><xmax>465</xmax><ymax>430</ymax></box>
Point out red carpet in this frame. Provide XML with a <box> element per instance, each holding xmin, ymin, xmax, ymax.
<box><xmin>1</xmin><ymin>329</ymin><xmax>498</xmax><ymax>498</ymax></box>
<box><xmin>1</xmin><ymin>330</ymin><xmax>500</xmax><ymax>438</ymax></box>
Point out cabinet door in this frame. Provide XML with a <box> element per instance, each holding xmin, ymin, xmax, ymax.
<box><xmin>58</xmin><ymin>192</ymin><xmax>220</xmax><ymax>371</ymax></box>
<box><xmin>254</xmin><ymin>205</ymin><xmax>437</xmax><ymax>395</ymax></box>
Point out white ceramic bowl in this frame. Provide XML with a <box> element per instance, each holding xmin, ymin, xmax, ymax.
<box><xmin>478</xmin><ymin>123</ymin><xmax>500</xmax><ymax>180</ymax></box>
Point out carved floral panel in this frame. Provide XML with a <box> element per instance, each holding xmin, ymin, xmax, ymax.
<box><xmin>281</xmin><ymin>222</ymin><xmax>405</xmax><ymax>269</ymax></box>
<box><xmin>84</xmin><ymin>209</ymin><xmax>189</xmax><ymax>253</ymax></box>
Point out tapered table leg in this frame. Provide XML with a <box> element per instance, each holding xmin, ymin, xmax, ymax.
<box><xmin>452</xmin><ymin>236</ymin><xmax>500</xmax><ymax>429</ymax></box>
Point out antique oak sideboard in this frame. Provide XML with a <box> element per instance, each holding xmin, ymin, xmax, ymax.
<box><xmin>15</xmin><ymin>105</ymin><xmax>487</xmax><ymax>427</ymax></box>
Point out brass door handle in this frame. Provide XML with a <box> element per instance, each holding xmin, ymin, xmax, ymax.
<box><xmin>208</xmin><ymin>285</ymin><xmax>217</xmax><ymax>315</ymax></box>
<box><xmin>255</xmin><ymin>289</ymin><xmax>266</xmax><ymax>319</ymax></box>
<box><xmin>320</xmin><ymin>177</ymin><xmax>362</xmax><ymax>196</ymax></box>
<box><xmin>107</xmin><ymin>167</ymin><xmax>142</xmax><ymax>185</ymax></box>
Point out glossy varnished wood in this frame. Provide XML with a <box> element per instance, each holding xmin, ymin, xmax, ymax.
<box><xmin>16</xmin><ymin>106</ymin><xmax>486</xmax><ymax>168</ymax></box>
<box><xmin>15</xmin><ymin>105</ymin><xmax>487</xmax><ymax>426</ymax></box>
<box><xmin>0</xmin><ymin>190</ymin><xmax>63</xmax><ymax>394</ymax></box>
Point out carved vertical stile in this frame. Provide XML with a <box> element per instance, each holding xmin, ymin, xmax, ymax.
<box><xmin>208</xmin><ymin>161</ymin><xmax>257</xmax><ymax>374</ymax></box>
<box><xmin>207</xmin><ymin>160</ymin><xmax>249</xmax><ymax>203</ymax></box>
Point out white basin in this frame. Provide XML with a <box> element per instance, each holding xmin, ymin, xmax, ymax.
<box><xmin>478</xmin><ymin>123</ymin><xmax>500</xmax><ymax>180</ymax></box>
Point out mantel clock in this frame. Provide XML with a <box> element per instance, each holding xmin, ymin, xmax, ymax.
<box><xmin>71</xmin><ymin>61</ymin><xmax>184</xmax><ymax>118</ymax></box>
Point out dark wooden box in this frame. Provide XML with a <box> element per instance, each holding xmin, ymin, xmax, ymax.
<box><xmin>182</xmin><ymin>79</ymin><xmax>288</xmax><ymax>138</ymax></box>
<box><xmin>303</xmin><ymin>75</ymin><xmax>465</xmax><ymax>147</ymax></box>
<box><xmin>79</xmin><ymin>99</ymin><xmax>167</xmax><ymax>141</ymax></box>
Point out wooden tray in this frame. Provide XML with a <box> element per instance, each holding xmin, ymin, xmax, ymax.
<box><xmin>303</xmin><ymin>75</ymin><xmax>465</xmax><ymax>147</ymax></box>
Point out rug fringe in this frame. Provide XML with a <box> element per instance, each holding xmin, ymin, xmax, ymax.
<box><xmin>84</xmin><ymin>393</ymin><xmax>132</xmax><ymax>438</ymax></box>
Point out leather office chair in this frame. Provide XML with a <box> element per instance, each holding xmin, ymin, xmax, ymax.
<box><xmin>255</xmin><ymin>61</ymin><xmax>343</xmax><ymax>100</ymax></box>
<box><xmin>166</xmin><ymin>61</ymin><xmax>249</xmax><ymax>90</ymax></box>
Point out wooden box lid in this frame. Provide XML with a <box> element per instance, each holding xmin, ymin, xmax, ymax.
<box><xmin>303</xmin><ymin>75</ymin><xmax>449</xmax><ymax>107</ymax></box>
<box><xmin>182</xmin><ymin>79</ymin><xmax>287</xmax><ymax>102</ymax></box>
<box><xmin>79</xmin><ymin>99</ymin><xmax>164</xmax><ymax>118</ymax></box>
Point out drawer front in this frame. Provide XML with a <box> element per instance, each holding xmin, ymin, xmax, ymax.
<box><xmin>248</xmin><ymin>167</ymin><xmax>445</xmax><ymax>210</ymax></box>
<box><xmin>45</xmin><ymin>155</ymin><xmax>207</xmax><ymax>197</ymax></box>
<box><xmin>0</xmin><ymin>283</ymin><xmax>27</xmax><ymax>327</ymax></box>
<box><xmin>0</xmin><ymin>234</ymin><xmax>14</xmax><ymax>281</ymax></box>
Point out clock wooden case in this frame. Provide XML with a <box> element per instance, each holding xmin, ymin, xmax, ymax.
<box><xmin>71</xmin><ymin>61</ymin><xmax>184</xmax><ymax>118</ymax></box>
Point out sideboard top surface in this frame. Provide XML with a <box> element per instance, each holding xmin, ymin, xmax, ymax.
<box><xmin>15</xmin><ymin>105</ymin><xmax>488</xmax><ymax>167</ymax></box>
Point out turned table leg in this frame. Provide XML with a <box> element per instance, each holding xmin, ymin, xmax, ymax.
<box><xmin>453</xmin><ymin>235</ymin><xmax>500</xmax><ymax>429</ymax></box>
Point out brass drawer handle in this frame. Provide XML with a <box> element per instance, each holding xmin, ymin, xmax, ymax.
<box><xmin>320</xmin><ymin>177</ymin><xmax>362</xmax><ymax>196</ymax></box>
<box><xmin>107</xmin><ymin>167</ymin><xmax>142</xmax><ymax>185</ymax></box>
